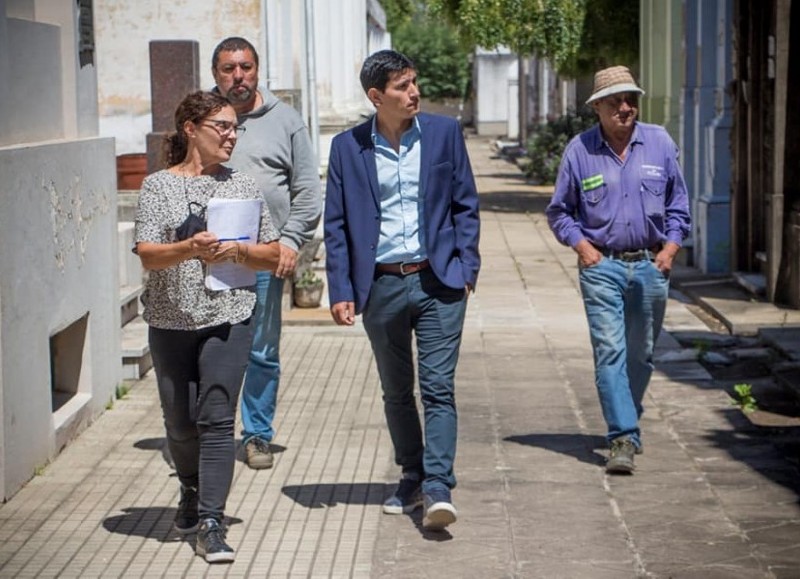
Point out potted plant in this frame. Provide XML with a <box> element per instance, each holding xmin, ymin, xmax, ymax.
<box><xmin>293</xmin><ymin>268</ymin><xmax>325</xmax><ymax>308</ymax></box>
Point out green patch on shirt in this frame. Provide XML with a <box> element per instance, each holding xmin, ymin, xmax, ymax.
<box><xmin>581</xmin><ymin>174</ymin><xmax>604</xmax><ymax>191</ymax></box>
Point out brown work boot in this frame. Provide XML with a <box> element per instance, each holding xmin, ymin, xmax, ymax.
<box><xmin>606</xmin><ymin>436</ymin><xmax>636</xmax><ymax>474</ymax></box>
<box><xmin>244</xmin><ymin>438</ymin><xmax>274</xmax><ymax>470</ymax></box>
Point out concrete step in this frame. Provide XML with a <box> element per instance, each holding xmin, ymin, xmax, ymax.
<box><xmin>119</xmin><ymin>284</ymin><xmax>143</xmax><ymax>327</ymax></box>
<box><xmin>118</xmin><ymin>221</ymin><xmax>144</xmax><ymax>288</ymax></box>
<box><xmin>121</xmin><ymin>316</ymin><xmax>151</xmax><ymax>380</ymax></box>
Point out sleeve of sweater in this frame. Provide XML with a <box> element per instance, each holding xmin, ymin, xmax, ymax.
<box><xmin>282</xmin><ymin>125</ymin><xmax>322</xmax><ymax>251</ymax></box>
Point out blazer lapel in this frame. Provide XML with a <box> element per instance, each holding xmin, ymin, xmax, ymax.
<box><xmin>353</xmin><ymin>118</ymin><xmax>381</xmax><ymax>211</ymax></box>
<box><xmin>418</xmin><ymin>114</ymin><xmax>433</xmax><ymax>205</ymax></box>
<box><xmin>361</xmin><ymin>147</ymin><xmax>380</xmax><ymax>212</ymax></box>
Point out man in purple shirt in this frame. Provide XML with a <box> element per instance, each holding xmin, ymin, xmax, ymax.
<box><xmin>546</xmin><ymin>65</ymin><xmax>691</xmax><ymax>474</ymax></box>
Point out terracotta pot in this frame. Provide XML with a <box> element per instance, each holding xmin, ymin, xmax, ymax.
<box><xmin>117</xmin><ymin>153</ymin><xmax>147</xmax><ymax>190</ymax></box>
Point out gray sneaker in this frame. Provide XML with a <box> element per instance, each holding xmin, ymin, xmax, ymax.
<box><xmin>245</xmin><ymin>438</ymin><xmax>274</xmax><ymax>470</ymax></box>
<box><xmin>606</xmin><ymin>436</ymin><xmax>636</xmax><ymax>474</ymax></box>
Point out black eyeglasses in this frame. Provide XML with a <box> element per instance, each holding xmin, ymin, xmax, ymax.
<box><xmin>203</xmin><ymin>119</ymin><xmax>246</xmax><ymax>136</ymax></box>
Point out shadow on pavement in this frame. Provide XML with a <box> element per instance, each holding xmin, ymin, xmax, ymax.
<box><xmin>704</xmin><ymin>408</ymin><xmax>800</xmax><ymax>502</ymax></box>
<box><xmin>504</xmin><ymin>433</ymin><xmax>607</xmax><ymax>466</ymax></box>
<box><xmin>102</xmin><ymin>507</ymin><xmax>242</xmax><ymax>542</ymax></box>
<box><xmin>282</xmin><ymin>483</ymin><xmax>455</xmax><ymax>541</ymax></box>
<box><xmin>281</xmin><ymin>482</ymin><xmax>389</xmax><ymax>509</ymax></box>
<box><xmin>134</xmin><ymin>437</ymin><xmax>173</xmax><ymax>469</ymax></box>
<box><xmin>478</xmin><ymin>191</ymin><xmax>552</xmax><ymax>215</ymax></box>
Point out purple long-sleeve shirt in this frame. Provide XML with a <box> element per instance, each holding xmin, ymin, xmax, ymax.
<box><xmin>546</xmin><ymin>122</ymin><xmax>691</xmax><ymax>251</ymax></box>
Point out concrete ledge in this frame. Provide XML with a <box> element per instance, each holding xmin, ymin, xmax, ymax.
<box><xmin>53</xmin><ymin>393</ymin><xmax>93</xmax><ymax>455</ymax></box>
<box><xmin>674</xmin><ymin>278</ymin><xmax>800</xmax><ymax>336</ymax></box>
<box><xmin>121</xmin><ymin>317</ymin><xmax>151</xmax><ymax>379</ymax></box>
<box><xmin>119</xmin><ymin>284</ymin><xmax>142</xmax><ymax>326</ymax></box>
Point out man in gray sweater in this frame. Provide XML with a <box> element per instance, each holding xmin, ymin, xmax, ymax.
<box><xmin>212</xmin><ymin>36</ymin><xmax>321</xmax><ymax>469</ymax></box>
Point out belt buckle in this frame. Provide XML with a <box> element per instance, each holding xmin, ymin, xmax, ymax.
<box><xmin>399</xmin><ymin>261</ymin><xmax>413</xmax><ymax>275</ymax></box>
<box><xmin>621</xmin><ymin>249</ymin><xmax>645</xmax><ymax>261</ymax></box>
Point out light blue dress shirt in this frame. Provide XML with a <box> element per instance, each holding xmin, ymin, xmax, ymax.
<box><xmin>372</xmin><ymin>117</ymin><xmax>427</xmax><ymax>264</ymax></box>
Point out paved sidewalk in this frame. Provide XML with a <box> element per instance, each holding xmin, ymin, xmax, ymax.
<box><xmin>1</xmin><ymin>136</ymin><xmax>799</xmax><ymax>578</ymax></box>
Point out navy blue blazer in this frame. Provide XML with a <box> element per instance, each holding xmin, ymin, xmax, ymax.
<box><xmin>324</xmin><ymin>113</ymin><xmax>481</xmax><ymax>314</ymax></box>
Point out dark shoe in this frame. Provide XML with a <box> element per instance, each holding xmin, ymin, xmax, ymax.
<box><xmin>196</xmin><ymin>518</ymin><xmax>235</xmax><ymax>563</ymax></box>
<box><xmin>422</xmin><ymin>487</ymin><xmax>457</xmax><ymax>530</ymax></box>
<box><xmin>245</xmin><ymin>438</ymin><xmax>274</xmax><ymax>470</ymax></box>
<box><xmin>383</xmin><ymin>477</ymin><xmax>423</xmax><ymax>515</ymax></box>
<box><xmin>606</xmin><ymin>436</ymin><xmax>636</xmax><ymax>474</ymax></box>
<box><xmin>173</xmin><ymin>485</ymin><xmax>199</xmax><ymax>535</ymax></box>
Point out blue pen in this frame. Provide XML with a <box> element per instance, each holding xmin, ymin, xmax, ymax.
<box><xmin>218</xmin><ymin>236</ymin><xmax>250</xmax><ymax>242</ymax></box>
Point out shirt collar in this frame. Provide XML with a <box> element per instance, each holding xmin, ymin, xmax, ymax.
<box><xmin>370</xmin><ymin>115</ymin><xmax>422</xmax><ymax>145</ymax></box>
<box><xmin>591</xmin><ymin>121</ymin><xmax>643</xmax><ymax>152</ymax></box>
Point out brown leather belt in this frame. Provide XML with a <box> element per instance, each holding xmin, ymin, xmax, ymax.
<box><xmin>375</xmin><ymin>259</ymin><xmax>430</xmax><ymax>275</ymax></box>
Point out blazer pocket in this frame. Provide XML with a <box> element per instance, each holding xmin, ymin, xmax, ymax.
<box><xmin>431</xmin><ymin>161</ymin><xmax>454</xmax><ymax>184</ymax></box>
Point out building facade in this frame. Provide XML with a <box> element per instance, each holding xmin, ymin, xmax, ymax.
<box><xmin>641</xmin><ymin>0</ymin><xmax>798</xmax><ymax>308</ymax></box>
<box><xmin>93</xmin><ymin>0</ymin><xmax>389</xmax><ymax>166</ymax></box>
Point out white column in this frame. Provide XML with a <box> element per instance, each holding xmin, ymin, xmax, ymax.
<box><xmin>314</xmin><ymin>0</ymin><xmax>372</xmax><ymax>125</ymax></box>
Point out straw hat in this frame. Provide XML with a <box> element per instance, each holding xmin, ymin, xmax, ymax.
<box><xmin>586</xmin><ymin>65</ymin><xmax>645</xmax><ymax>104</ymax></box>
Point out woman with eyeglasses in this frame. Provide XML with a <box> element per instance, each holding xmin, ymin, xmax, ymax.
<box><xmin>134</xmin><ymin>90</ymin><xmax>279</xmax><ymax>563</ymax></box>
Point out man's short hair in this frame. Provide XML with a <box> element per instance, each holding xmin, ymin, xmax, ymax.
<box><xmin>359</xmin><ymin>50</ymin><xmax>416</xmax><ymax>93</ymax></box>
<box><xmin>212</xmin><ymin>37</ymin><xmax>259</xmax><ymax>70</ymax></box>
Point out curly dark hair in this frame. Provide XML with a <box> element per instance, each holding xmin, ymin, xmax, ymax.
<box><xmin>163</xmin><ymin>91</ymin><xmax>231</xmax><ymax>167</ymax></box>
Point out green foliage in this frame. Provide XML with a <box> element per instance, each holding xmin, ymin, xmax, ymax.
<box><xmin>429</xmin><ymin>0</ymin><xmax>586</xmax><ymax>69</ymax></box>
<box><xmin>393</xmin><ymin>18</ymin><xmax>471</xmax><ymax>100</ymax></box>
<box><xmin>524</xmin><ymin>107</ymin><xmax>596</xmax><ymax>184</ymax></box>
<box><xmin>428</xmin><ymin>0</ymin><xmax>638</xmax><ymax>76</ymax></box>
<box><xmin>380</xmin><ymin>1</ymin><xmax>471</xmax><ymax>101</ymax></box>
<box><xmin>115</xmin><ymin>382</ymin><xmax>131</xmax><ymax>400</ymax></box>
<box><xmin>729</xmin><ymin>383</ymin><xmax>759</xmax><ymax>414</ymax></box>
<box><xmin>295</xmin><ymin>269</ymin><xmax>324</xmax><ymax>289</ymax></box>
<box><xmin>560</xmin><ymin>0</ymin><xmax>639</xmax><ymax>77</ymax></box>
<box><xmin>380</xmin><ymin>0</ymin><xmax>417</xmax><ymax>30</ymax></box>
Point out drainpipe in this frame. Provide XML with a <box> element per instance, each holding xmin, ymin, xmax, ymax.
<box><xmin>304</xmin><ymin>0</ymin><xmax>320</xmax><ymax>167</ymax></box>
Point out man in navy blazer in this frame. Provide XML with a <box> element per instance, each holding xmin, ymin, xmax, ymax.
<box><xmin>324</xmin><ymin>50</ymin><xmax>480</xmax><ymax>531</ymax></box>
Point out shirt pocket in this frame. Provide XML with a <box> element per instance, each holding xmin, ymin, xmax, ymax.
<box><xmin>581</xmin><ymin>182</ymin><xmax>606</xmax><ymax>205</ymax></box>
<box><xmin>640</xmin><ymin>176</ymin><xmax>667</xmax><ymax>216</ymax></box>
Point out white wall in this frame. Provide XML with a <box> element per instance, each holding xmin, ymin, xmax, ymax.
<box><xmin>0</xmin><ymin>0</ymin><xmax>121</xmax><ymax>500</ymax></box>
<box><xmin>0</xmin><ymin>139</ymin><xmax>120</xmax><ymax>498</ymax></box>
<box><xmin>474</xmin><ymin>47</ymin><xmax>517</xmax><ymax>136</ymax></box>
<box><xmin>94</xmin><ymin>0</ymin><xmax>269</xmax><ymax>154</ymax></box>
<box><xmin>3</xmin><ymin>18</ymin><xmax>63</xmax><ymax>145</ymax></box>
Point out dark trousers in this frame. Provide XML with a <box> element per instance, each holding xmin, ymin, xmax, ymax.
<box><xmin>363</xmin><ymin>269</ymin><xmax>467</xmax><ymax>492</ymax></box>
<box><xmin>149</xmin><ymin>319</ymin><xmax>253</xmax><ymax>521</ymax></box>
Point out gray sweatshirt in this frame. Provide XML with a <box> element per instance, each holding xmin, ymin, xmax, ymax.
<box><xmin>225</xmin><ymin>88</ymin><xmax>321</xmax><ymax>251</ymax></box>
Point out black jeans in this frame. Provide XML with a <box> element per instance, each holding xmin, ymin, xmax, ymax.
<box><xmin>149</xmin><ymin>319</ymin><xmax>253</xmax><ymax>521</ymax></box>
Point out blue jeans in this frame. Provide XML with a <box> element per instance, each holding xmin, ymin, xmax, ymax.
<box><xmin>363</xmin><ymin>269</ymin><xmax>467</xmax><ymax>493</ymax></box>
<box><xmin>240</xmin><ymin>271</ymin><xmax>284</xmax><ymax>445</ymax></box>
<box><xmin>578</xmin><ymin>257</ymin><xmax>669</xmax><ymax>447</ymax></box>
